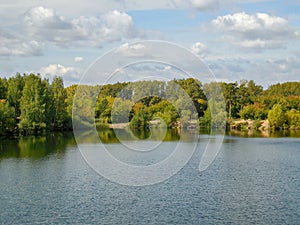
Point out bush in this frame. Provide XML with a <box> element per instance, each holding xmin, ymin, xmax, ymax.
<box><xmin>286</xmin><ymin>109</ymin><xmax>300</xmax><ymax>128</ymax></box>
<box><xmin>130</xmin><ymin>109</ymin><xmax>148</xmax><ymax>130</ymax></box>
<box><xmin>268</xmin><ymin>104</ymin><xmax>286</xmax><ymax>130</ymax></box>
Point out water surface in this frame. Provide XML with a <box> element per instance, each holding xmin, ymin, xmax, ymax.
<box><xmin>0</xmin><ymin>131</ymin><xmax>300</xmax><ymax>224</ymax></box>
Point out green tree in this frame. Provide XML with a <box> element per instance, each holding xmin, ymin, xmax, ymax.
<box><xmin>65</xmin><ymin>84</ymin><xmax>77</xmax><ymax>118</ymax></box>
<box><xmin>72</xmin><ymin>85</ymin><xmax>98</xmax><ymax>129</ymax></box>
<box><xmin>264</xmin><ymin>82</ymin><xmax>300</xmax><ymax>97</ymax></box>
<box><xmin>170</xmin><ymin>78</ymin><xmax>207</xmax><ymax>117</ymax></box>
<box><xmin>95</xmin><ymin>97</ymin><xmax>108</xmax><ymax>118</ymax></box>
<box><xmin>50</xmin><ymin>76</ymin><xmax>69</xmax><ymax>130</ymax></box>
<box><xmin>0</xmin><ymin>77</ymin><xmax>8</xmax><ymax>99</ymax></box>
<box><xmin>268</xmin><ymin>104</ymin><xmax>286</xmax><ymax>130</ymax></box>
<box><xmin>240</xmin><ymin>103</ymin><xmax>268</xmax><ymax>120</ymax></box>
<box><xmin>247</xmin><ymin>80</ymin><xmax>263</xmax><ymax>102</ymax></box>
<box><xmin>286</xmin><ymin>109</ymin><xmax>300</xmax><ymax>128</ymax></box>
<box><xmin>0</xmin><ymin>100</ymin><xmax>15</xmax><ymax>135</ymax></box>
<box><xmin>111</xmin><ymin>98</ymin><xmax>133</xmax><ymax>123</ymax></box>
<box><xmin>19</xmin><ymin>74</ymin><xmax>49</xmax><ymax>134</ymax></box>
<box><xmin>221</xmin><ymin>82</ymin><xmax>240</xmax><ymax>118</ymax></box>
<box><xmin>148</xmin><ymin>99</ymin><xmax>178</xmax><ymax>126</ymax></box>
<box><xmin>287</xmin><ymin>96</ymin><xmax>300</xmax><ymax>111</ymax></box>
<box><xmin>130</xmin><ymin>109</ymin><xmax>148</xmax><ymax>130</ymax></box>
<box><xmin>206</xmin><ymin>99</ymin><xmax>227</xmax><ymax>128</ymax></box>
<box><xmin>7</xmin><ymin>73</ymin><xmax>24</xmax><ymax>116</ymax></box>
<box><xmin>98</xmin><ymin>96</ymin><xmax>115</xmax><ymax>123</ymax></box>
<box><xmin>238</xmin><ymin>80</ymin><xmax>251</xmax><ymax>109</ymax></box>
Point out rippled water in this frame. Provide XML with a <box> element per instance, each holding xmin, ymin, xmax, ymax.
<box><xmin>0</xmin><ymin>133</ymin><xmax>300</xmax><ymax>224</ymax></box>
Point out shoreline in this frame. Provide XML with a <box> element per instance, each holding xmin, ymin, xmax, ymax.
<box><xmin>228</xmin><ymin>119</ymin><xmax>300</xmax><ymax>131</ymax></box>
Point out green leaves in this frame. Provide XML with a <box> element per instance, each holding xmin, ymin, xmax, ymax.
<box><xmin>0</xmin><ymin>100</ymin><xmax>15</xmax><ymax>135</ymax></box>
<box><xmin>19</xmin><ymin>74</ymin><xmax>49</xmax><ymax>134</ymax></box>
<box><xmin>1</xmin><ymin>72</ymin><xmax>300</xmax><ymax>137</ymax></box>
<box><xmin>268</xmin><ymin>104</ymin><xmax>286</xmax><ymax>130</ymax></box>
<box><xmin>50</xmin><ymin>76</ymin><xmax>69</xmax><ymax>130</ymax></box>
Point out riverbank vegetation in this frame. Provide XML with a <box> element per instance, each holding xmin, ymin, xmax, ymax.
<box><xmin>1</xmin><ymin>73</ymin><xmax>300</xmax><ymax>137</ymax></box>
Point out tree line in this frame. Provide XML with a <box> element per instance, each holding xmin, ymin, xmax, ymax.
<box><xmin>0</xmin><ymin>73</ymin><xmax>73</xmax><ymax>136</ymax></box>
<box><xmin>74</xmin><ymin>77</ymin><xmax>300</xmax><ymax>131</ymax></box>
<box><xmin>1</xmin><ymin>73</ymin><xmax>300</xmax><ymax>136</ymax></box>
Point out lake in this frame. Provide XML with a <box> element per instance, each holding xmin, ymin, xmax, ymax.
<box><xmin>1</xmin><ymin>130</ymin><xmax>300</xmax><ymax>224</ymax></box>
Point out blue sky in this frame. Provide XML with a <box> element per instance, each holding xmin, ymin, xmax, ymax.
<box><xmin>0</xmin><ymin>0</ymin><xmax>299</xmax><ymax>87</ymax></box>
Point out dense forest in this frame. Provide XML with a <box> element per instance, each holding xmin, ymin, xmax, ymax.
<box><xmin>1</xmin><ymin>73</ymin><xmax>300</xmax><ymax>137</ymax></box>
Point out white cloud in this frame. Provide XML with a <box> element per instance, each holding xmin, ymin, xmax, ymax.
<box><xmin>208</xmin><ymin>56</ymin><xmax>300</xmax><ymax>87</ymax></box>
<box><xmin>23</xmin><ymin>6</ymin><xmax>69</xmax><ymax>30</ymax></box>
<box><xmin>191</xmin><ymin>42</ymin><xmax>208</xmax><ymax>58</ymax></box>
<box><xmin>116</xmin><ymin>43</ymin><xmax>147</xmax><ymax>57</ymax></box>
<box><xmin>40</xmin><ymin>64</ymin><xmax>75</xmax><ymax>75</ymax></box>
<box><xmin>23</xmin><ymin>7</ymin><xmax>139</xmax><ymax>46</ymax></box>
<box><xmin>100</xmin><ymin>10</ymin><xmax>137</xmax><ymax>40</ymax></box>
<box><xmin>39</xmin><ymin>64</ymin><xmax>78</xmax><ymax>79</ymax></box>
<box><xmin>237</xmin><ymin>39</ymin><xmax>285</xmax><ymax>49</ymax></box>
<box><xmin>265</xmin><ymin>57</ymin><xmax>300</xmax><ymax>73</ymax></box>
<box><xmin>212</xmin><ymin>12</ymin><xmax>299</xmax><ymax>49</ymax></box>
<box><xmin>0</xmin><ymin>30</ymin><xmax>43</xmax><ymax>56</ymax></box>
<box><xmin>0</xmin><ymin>0</ymin><xmax>273</xmax><ymax>26</ymax></box>
<box><xmin>74</xmin><ymin>57</ymin><xmax>84</xmax><ymax>62</ymax></box>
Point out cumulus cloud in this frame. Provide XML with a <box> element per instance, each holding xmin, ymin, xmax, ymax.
<box><xmin>191</xmin><ymin>42</ymin><xmax>209</xmax><ymax>58</ymax></box>
<box><xmin>100</xmin><ymin>10</ymin><xmax>137</xmax><ymax>40</ymax></box>
<box><xmin>0</xmin><ymin>29</ymin><xmax>43</xmax><ymax>56</ymax></box>
<box><xmin>23</xmin><ymin>6</ymin><xmax>70</xmax><ymax>30</ymax></box>
<box><xmin>116</xmin><ymin>43</ymin><xmax>147</xmax><ymax>57</ymax></box>
<box><xmin>23</xmin><ymin>6</ymin><xmax>73</xmax><ymax>43</ymax></box>
<box><xmin>39</xmin><ymin>64</ymin><xmax>79</xmax><ymax>80</ymax></box>
<box><xmin>23</xmin><ymin>7</ymin><xmax>139</xmax><ymax>46</ymax></box>
<box><xmin>212</xmin><ymin>12</ymin><xmax>299</xmax><ymax>49</ymax></box>
<box><xmin>0</xmin><ymin>0</ymin><xmax>272</xmax><ymax>22</ymax></box>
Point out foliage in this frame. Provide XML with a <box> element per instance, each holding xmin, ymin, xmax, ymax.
<box><xmin>0</xmin><ymin>78</ymin><xmax>8</xmax><ymax>99</ymax></box>
<box><xmin>240</xmin><ymin>103</ymin><xmax>268</xmax><ymax>120</ymax></box>
<box><xmin>1</xmin><ymin>72</ymin><xmax>300</xmax><ymax>136</ymax></box>
<box><xmin>65</xmin><ymin>84</ymin><xmax>77</xmax><ymax>118</ymax></box>
<box><xmin>19</xmin><ymin>74</ymin><xmax>49</xmax><ymax>134</ymax></box>
<box><xmin>199</xmin><ymin>106</ymin><xmax>212</xmax><ymax>127</ymax></box>
<box><xmin>111</xmin><ymin>98</ymin><xmax>133</xmax><ymax>123</ymax></box>
<box><xmin>286</xmin><ymin>109</ymin><xmax>300</xmax><ymax>129</ymax></box>
<box><xmin>264</xmin><ymin>82</ymin><xmax>300</xmax><ymax>97</ymax></box>
<box><xmin>130</xmin><ymin>109</ymin><xmax>148</xmax><ymax>130</ymax></box>
<box><xmin>50</xmin><ymin>76</ymin><xmax>69</xmax><ymax>130</ymax></box>
<box><xmin>0</xmin><ymin>73</ymin><xmax>72</xmax><ymax>136</ymax></box>
<box><xmin>7</xmin><ymin>73</ymin><xmax>24</xmax><ymax>116</ymax></box>
<box><xmin>268</xmin><ymin>104</ymin><xmax>286</xmax><ymax>130</ymax></box>
<box><xmin>0</xmin><ymin>100</ymin><xmax>15</xmax><ymax>135</ymax></box>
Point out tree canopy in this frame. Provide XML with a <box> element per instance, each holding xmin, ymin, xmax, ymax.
<box><xmin>0</xmin><ymin>73</ymin><xmax>299</xmax><ymax>137</ymax></box>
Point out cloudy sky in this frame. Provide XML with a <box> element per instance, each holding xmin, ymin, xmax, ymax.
<box><xmin>0</xmin><ymin>0</ymin><xmax>299</xmax><ymax>87</ymax></box>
